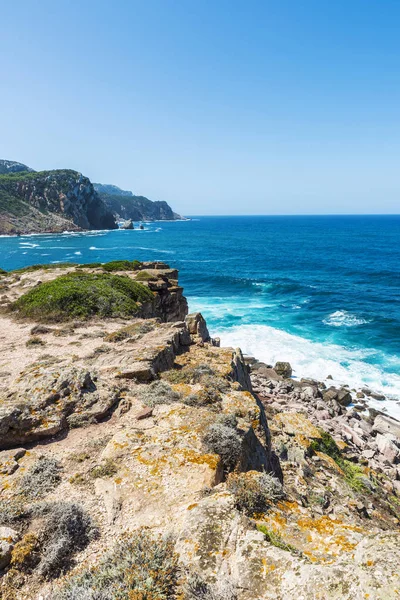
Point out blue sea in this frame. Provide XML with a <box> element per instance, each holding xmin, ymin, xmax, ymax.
<box><xmin>1</xmin><ymin>215</ymin><xmax>400</xmax><ymax>417</ymax></box>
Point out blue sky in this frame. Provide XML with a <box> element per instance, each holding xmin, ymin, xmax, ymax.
<box><xmin>1</xmin><ymin>0</ymin><xmax>399</xmax><ymax>215</ymax></box>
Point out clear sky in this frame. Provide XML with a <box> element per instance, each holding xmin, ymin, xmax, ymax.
<box><xmin>1</xmin><ymin>0</ymin><xmax>399</xmax><ymax>215</ymax></box>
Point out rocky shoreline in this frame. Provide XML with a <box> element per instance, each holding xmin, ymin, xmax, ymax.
<box><xmin>248</xmin><ymin>358</ymin><xmax>400</xmax><ymax>495</ymax></box>
<box><xmin>0</xmin><ymin>262</ymin><xmax>399</xmax><ymax>599</ymax></box>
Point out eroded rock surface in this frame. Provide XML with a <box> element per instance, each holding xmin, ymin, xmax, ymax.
<box><xmin>0</xmin><ymin>264</ymin><xmax>399</xmax><ymax>600</ymax></box>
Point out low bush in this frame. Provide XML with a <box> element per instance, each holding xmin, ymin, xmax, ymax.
<box><xmin>256</xmin><ymin>524</ymin><xmax>301</xmax><ymax>555</ymax></box>
<box><xmin>0</xmin><ymin>498</ymin><xmax>27</xmax><ymax>527</ymax></box>
<box><xmin>227</xmin><ymin>471</ymin><xmax>284</xmax><ymax>516</ymax></box>
<box><xmin>183</xmin><ymin>573</ymin><xmax>238</xmax><ymax>600</ymax></box>
<box><xmin>53</xmin><ymin>528</ymin><xmax>178</xmax><ymax>599</ymax></box>
<box><xmin>26</xmin><ymin>336</ymin><xmax>46</xmax><ymax>347</ymax></box>
<box><xmin>21</xmin><ymin>456</ymin><xmax>62</xmax><ymax>499</ymax></box>
<box><xmin>102</xmin><ymin>260</ymin><xmax>142</xmax><ymax>272</ymax></box>
<box><xmin>89</xmin><ymin>458</ymin><xmax>118</xmax><ymax>479</ymax></box>
<box><xmin>11</xmin><ymin>272</ymin><xmax>154</xmax><ymax>322</ymax></box>
<box><xmin>202</xmin><ymin>423</ymin><xmax>242</xmax><ymax>471</ymax></box>
<box><xmin>12</xmin><ymin>263</ymin><xmax>77</xmax><ymax>274</ymax></box>
<box><xmin>31</xmin><ymin>502</ymin><xmax>97</xmax><ymax>579</ymax></box>
<box><xmin>135</xmin><ymin>270</ymin><xmax>157</xmax><ymax>281</ymax></box>
<box><xmin>310</xmin><ymin>429</ymin><xmax>370</xmax><ymax>492</ymax></box>
<box><xmin>138</xmin><ymin>380</ymin><xmax>183</xmax><ymax>408</ymax></box>
<box><xmin>0</xmin><ymin>267</ymin><xmax>7</xmax><ymax>275</ymax></box>
<box><xmin>10</xmin><ymin>533</ymin><xmax>40</xmax><ymax>571</ymax></box>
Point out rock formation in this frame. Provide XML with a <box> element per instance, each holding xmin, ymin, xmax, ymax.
<box><xmin>0</xmin><ymin>263</ymin><xmax>399</xmax><ymax>599</ymax></box>
<box><xmin>0</xmin><ymin>163</ymin><xmax>117</xmax><ymax>234</ymax></box>
<box><xmin>94</xmin><ymin>182</ymin><xmax>183</xmax><ymax>221</ymax></box>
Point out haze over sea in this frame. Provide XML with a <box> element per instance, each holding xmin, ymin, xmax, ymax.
<box><xmin>1</xmin><ymin>215</ymin><xmax>400</xmax><ymax>417</ymax></box>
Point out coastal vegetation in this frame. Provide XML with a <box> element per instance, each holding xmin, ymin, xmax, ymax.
<box><xmin>10</xmin><ymin>272</ymin><xmax>154</xmax><ymax>321</ymax></box>
<box><xmin>53</xmin><ymin>529</ymin><xmax>179</xmax><ymax>599</ymax></box>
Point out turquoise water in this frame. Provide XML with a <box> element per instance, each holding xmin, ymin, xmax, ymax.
<box><xmin>1</xmin><ymin>215</ymin><xmax>400</xmax><ymax>415</ymax></box>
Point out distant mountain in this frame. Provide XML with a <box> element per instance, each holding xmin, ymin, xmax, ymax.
<box><xmin>0</xmin><ymin>160</ymin><xmax>117</xmax><ymax>235</ymax></box>
<box><xmin>0</xmin><ymin>160</ymin><xmax>35</xmax><ymax>175</ymax></box>
<box><xmin>93</xmin><ymin>183</ymin><xmax>183</xmax><ymax>221</ymax></box>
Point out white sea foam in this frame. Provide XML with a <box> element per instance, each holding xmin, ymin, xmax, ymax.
<box><xmin>209</xmin><ymin>323</ymin><xmax>400</xmax><ymax>419</ymax></box>
<box><xmin>323</xmin><ymin>310</ymin><xmax>368</xmax><ymax>327</ymax></box>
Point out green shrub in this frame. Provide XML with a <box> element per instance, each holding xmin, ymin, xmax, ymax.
<box><xmin>135</xmin><ymin>270</ymin><xmax>157</xmax><ymax>281</ymax></box>
<box><xmin>53</xmin><ymin>528</ymin><xmax>178</xmax><ymax>599</ymax></box>
<box><xmin>0</xmin><ymin>267</ymin><xmax>7</xmax><ymax>275</ymax></box>
<box><xmin>227</xmin><ymin>471</ymin><xmax>284</xmax><ymax>515</ymax></box>
<box><xmin>21</xmin><ymin>456</ymin><xmax>62</xmax><ymax>499</ymax></box>
<box><xmin>202</xmin><ymin>423</ymin><xmax>242</xmax><ymax>471</ymax></box>
<box><xmin>138</xmin><ymin>380</ymin><xmax>183</xmax><ymax>408</ymax></box>
<box><xmin>11</xmin><ymin>272</ymin><xmax>154</xmax><ymax>322</ymax></box>
<box><xmin>256</xmin><ymin>524</ymin><xmax>301</xmax><ymax>555</ymax></box>
<box><xmin>76</xmin><ymin>262</ymin><xmax>103</xmax><ymax>269</ymax></box>
<box><xmin>13</xmin><ymin>263</ymin><xmax>77</xmax><ymax>274</ymax></box>
<box><xmin>310</xmin><ymin>429</ymin><xmax>370</xmax><ymax>492</ymax></box>
<box><xmin>90</xmin><ymin>458</ymin><xmax>118</xmax><ymax>479</ymax></box>
<box><xmin>31</xmin><ymin>501</ymin><xmax>97</xmax><ymax>579</ymax></box>
<box><xmin>102</xmin><ymin>260</ymin><xmax>142</xmax><ymax>272</ymax></box>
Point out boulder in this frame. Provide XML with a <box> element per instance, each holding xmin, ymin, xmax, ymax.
<box><xmin>373</xmin><ymin>414</ymin><xmax>400</xmax><ymax>440</ymax></box>
<box><xmin>274</xmin><ymin>361</ymin><xmax>292</xmax><ymax>378</ymax></box>
<box><xmin>121</xmin><ymin>219</ymin><xmax>134</xmax><ymax>229</ymax></box>
<box><xmin>185</xmin><ymin>312</ymin><xmax>210</xmax><ymax>342</ymax></box>
<box><xmin>337</xmin><ymin>388</ymin><xmax>352</xmax><ymax>406</ymax></box>
<box><xmin>376</xmin><ymin>433</ymin><xmax>399</xmax><ymax>464</ymax></box>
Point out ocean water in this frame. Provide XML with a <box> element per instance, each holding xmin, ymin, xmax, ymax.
<box><xmin>1</xmin><ymin>215</ymin><xmax>400</xmax><ymax>416</ymax></box>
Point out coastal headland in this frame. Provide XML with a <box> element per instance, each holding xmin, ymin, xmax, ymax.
<box><xmin>0</xmin><ymin>262</ymin><xmax>399</xmax><ymax>599</ymax></box>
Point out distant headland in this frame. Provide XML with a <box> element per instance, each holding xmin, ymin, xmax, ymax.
<box><xmin>0</xmin><ymin>159</ymin><xmax>183</xmax><ymax>235</ymax></box>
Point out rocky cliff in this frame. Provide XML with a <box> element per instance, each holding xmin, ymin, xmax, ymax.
<box><xmin>94</xmin><ymin>182</ymin><xmax>183</xmax><ymax>221</ymax></box>
<box><xmin>0</xmin><ymin>164</ymin><xmax>117</xmax><ymax>235</ymax></box>
<box><xmin>0</xmin><ymin>263</ymin><xmax>399</xmax><ymax>599</ymax></box>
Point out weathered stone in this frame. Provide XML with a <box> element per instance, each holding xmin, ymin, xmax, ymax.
<box><xmin>135</xmin><ymin>407</ymin><xmax>153</xmax><ymax>420</ymax></box>
<box><xmin>0</xmin><ymin>527</ymin><xmax>19</xmax><ymax>570</ymax></box>
<box><xmin>0</xmin><ymin>448</ymin><xmax>26</xmax><ymax>475</ymax></box>
<box><xmin>274</xmin><ymin>361</ymin><xmax>292</xmax><ymax>378</ymax></box>
<box><xmin>373</xmin><ymin>414</ymin><xmax>400</xmax><ymax>440</ymax></box>
<box><xmin>185</xmin><ymin>312</ymin><xmax>210</xmax><ymax>342</ymax></box>
<box><xmin>376</xmin><ymin>433</ymin><xmax>399</xmax><ymax>464</ymax></box>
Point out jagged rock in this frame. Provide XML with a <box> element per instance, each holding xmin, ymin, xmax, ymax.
<box><xmin>0</xmin><ymin>365</ymin><xmax>119</xmax><ymax>448</ymax></box>
<box><xmin>376</xmin><ymin>433</ymin><xmax>399</xmax><ymax>464</ymax></box>
<box><xmin>0</xmin><ymin>448</ymin><xmax>26</xmax><ymax>475</ymax></box>
<box><xmin>0</xmin><ymin>527</ymin><xmax>19</xmax><ymax>570</ymax></box>
<box><xmin>185</xmin><ymin>312</ymin><xmax>210</xmax><ymax>342</ymax></box>
<box><xmin>274</xmin><ymin>361</ymin><xmax>292</xmax><ymax>378</ymax></box>
<box><xmin>121</xmin><ymin>219</ymin><xmax>134</xmax><ymax>229</ymax></box>
<box><xmin>231</xmin><ymin>348</ymin><xmax>252</xmax><ymax>392</ymax></box>
<box><xmin>373</xmin><ymin>414</ymin><xmax>400</xmax><ymax>440</ymax></box>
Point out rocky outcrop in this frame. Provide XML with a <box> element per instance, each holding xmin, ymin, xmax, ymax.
<box><xmin>0</xmin><ymin>164</ymin><xmax>117</xmax><ymax>234</ymax></box>
<box><xmin>0</xmin><ymin>264</ymin><xmax>399</xmax><ymax>600</ymax></box>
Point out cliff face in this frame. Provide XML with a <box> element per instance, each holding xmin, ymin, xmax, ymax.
<box><xmin>0</xmin><ymin>167</ymin><xmax>117</xmax><ymax>234</ymax></box>
<box><xmin>94</xmin><ymin>182</ymin><xmax>183</xmax><ymax>221</ymax></box>
<box><xmin>0</xmin><ymin>263</ymin><xmax>399</xmax><ymax>600</ymax></box>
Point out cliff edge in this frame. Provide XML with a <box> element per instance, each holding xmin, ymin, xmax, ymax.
<box><xmin>0</xmin><ymin>262</ymin><xmax>399</xmax><ymax>599</ymax></box>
